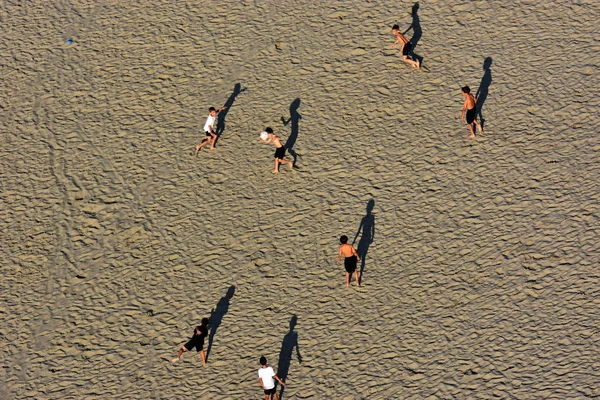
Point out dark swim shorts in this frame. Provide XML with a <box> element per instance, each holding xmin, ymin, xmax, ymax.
<box><xmin>264</xmin><ymin>388</ymin><xmax>276</xmax><ymax>395</ymax></box>
<box><xmin>274</xmin><ymin>146</ymin><xmax>286</xmax><ymax>159</ymax></box>
<box><xmin>205</xmin><ymin>130</ymin><xmax>213</xmax><ymax>137</ymax></box>
<box><xmin>402</xmin><ymin>42</ymin><xmax>412</xmax><ymax>56</ymax></box>
<box><xmin>466</xmin><ymin>107</ymin><xmax>476</xmax><ymax>124</ymax></box>
<box><xmin>184</xmin><ymin>337</ymin><xmax>205</xmax><ymax>352</ymax></box>
<box><xmin>345</xmin><ymin>255</ymin><xmax>358</xmax><ymax>273</ymax></box>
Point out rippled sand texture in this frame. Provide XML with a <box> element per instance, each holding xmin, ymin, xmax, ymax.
<box><xmin>1</xmin><ymin>0</ymin><xmax>599</xmax><ymax>399</ymax></box>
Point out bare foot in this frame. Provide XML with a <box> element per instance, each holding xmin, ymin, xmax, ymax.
<box><xmin>466</xmin><ymin>134</ymin><xmax>476</xmax><ymax>139</ymax></box>
<box><xmin>272</xmin><ymin>170</ymin><xmax>279</xmax><ymax>174</ymax></box>
<box><xmin>172</xmin><ymin>358</ymin><xmax>179</xmax><ymax>364</ymax></box>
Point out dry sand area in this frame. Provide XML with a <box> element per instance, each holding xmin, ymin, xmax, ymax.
<box><xmin>2</xmin><ymin>0</ymin><xmax>600</xmax><ymax>398</ymax></box>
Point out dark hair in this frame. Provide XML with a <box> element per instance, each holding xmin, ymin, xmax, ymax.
<box><xmin>392</xmin><ymin>24</ymin><xmax>400</xmax><ymax>30</ymax></box>
<box><xmin>201</xmin><ymin>317</ymin><xmax>209</xmax><ymax>326</ymax></box>
<box><xmin>265</xmin><ymin>127</ymin><xmax>273</xmax><ymax>134</ymax></box>
<box><xmin>209</xmin><ymin>107</ymin><xmax>216</xmax><ymax>112</ymax></box>
<box><xmin>461</xmin><ymin>86</ymin><xmax>470</xmax><ymax>94</ymax></box>
<box><xmin>260</xmin><ymin>356</ymin><xmax>267</xmax><ymax>366</ymax></box>
<box><xmin>340</xmin><ymin>235</ymin><xmax>348</xmax><ymax>244</ymax></box>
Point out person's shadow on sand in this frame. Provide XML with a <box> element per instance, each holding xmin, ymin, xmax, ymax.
<box><xmin>476</xmin><ymin>57</ymin><xmax>492</xmax><ymax>131</ymax></box>
<box><xmin>277</xmin><ymin>315</ymin><xmax>302</xmax><ymax>400</ymax></box>
<box><xmin>206</xmin><ymin>285</ymin><xmax>235</xmax><ymax>362</ymax></box>
<box><xmin>281</xmin><ymin>98</ymin><xmax>301</xmax><ymax>167</ymax></box>
<box><xmin>214</xmin><ymin>83</ymin><xmax>246</xmax><ymax>147</ymax></box>
<box><xmin>404</xmin><ymin>3</ymin><xmax>424</xmax><ymax>67</ymax></box>
<box><xmin>353</xmin><ymin>199</ymin><xmax>375</xmax><ymax>285</ymax></box>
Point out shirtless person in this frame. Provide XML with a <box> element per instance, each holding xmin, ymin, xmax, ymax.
<box><xmin>195</xmin><ymin>106</ymin><xmax>227</xmax><ymax>154</ymax></box>
<box><xmin>390</xmin><ymin>24</ymin><xmax>420</xmax><ymax>69</ymax></box>
<box><xmin>338</xmin><ymin>235</ymin><xmax>361</xmax><ymax>287</ymax></box>
<box><xmin>461</xmin><ymin>86</ymin><xmax>483</xmax><ymax>138</ymax></box>
<box><xmin>172</xmin><ymin>318</ymin><xmax>209</xmax><ymax>366</ymax></box>
<box><xmin>260</xmin><ymin>127</ymin><xmax>293</xmax><ymax>174</ymax></box>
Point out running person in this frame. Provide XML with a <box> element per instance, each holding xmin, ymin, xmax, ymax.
<box><xmin>390</xmin><ymin>24</ymin><xmax>420</xmax><ymax>69</ymax></box>
<box><xmin>172</xmin><ymin>318</ymin><xmax>209</xmax><ymax>365</ymax></box>
<box><xmin>195</xmin><ymin>106</ymin><xmax>227</xmax><ymax>154</ymax></box>
<box><xmin>260</xmin><ymin>127</ymin><xmax>293</xmax><ymax>174</ymax></box>
<box><xmin>338</xmin><ymin>235</ymin><xmax>361</xmax><ymax>287</ymax></box>
<box><xmin>461</xmin><ymin>86</ymin><xmax>483</xmax><ymax>138</ymax></box>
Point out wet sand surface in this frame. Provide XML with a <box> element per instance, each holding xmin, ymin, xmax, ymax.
<box><xmin>1</xmin><ymin>1</ymin><xmax>599</xmax><ymax>398</ymax></box>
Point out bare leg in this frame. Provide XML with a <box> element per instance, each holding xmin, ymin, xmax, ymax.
<box><xmin>345</xmin><ymin>272</ymin><xmax>350</xmax><ymax>287</ymax></box>
<box><xmin>355</xmin><ymin>270</ymin><xmax>360</xmax><ymax>287</ymax></box>
<box><xmin>282</xmin><ymin>158</ymin><xmax>293</xmax><ymax>169</ymax></box>
<box><xmin>273</xmin><ymin>392</ymin><xmax>279</xmax><ymax>400</ymax></box>
<box><xmin>199</xmin><ymin>349</ymin><xmax>206</xmax><ymax>366</ymax></box>
<box><xmin>273</xmin><ymin>158</ymin><xmax>280</xmax><ymax>174</ymax></box>
<box><xmin>473</xmin><ymin>119</ymin><xmax>483</xmax><ymax>133</ymax></box>
<box><xmin>467</xmin><ymin>123</ymin><xmax>476</xmax><ymax>138</ymax></box>
<box><xmin>172</xmin><ymin>346</ymin><xmax>185</xmax><ymax>363</ymax></box>
<box><xmin>195</xmin><ymin>139</ymin><xmax>210</xmax><ymax>155</ymax></box>
<box><xmin>403</xmin><ymin>56</ymin><xmax>420</xmax><ymax>69</ymax></box>
<box><xmin>209</xmin><ymin>134</ymin><xmax>217</xmax><ymax>150</ymax></box>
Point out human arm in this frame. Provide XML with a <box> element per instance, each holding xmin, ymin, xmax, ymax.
<box><xmin>352</xmin><ymin>246</ymin><xmax>360</xmax><ymax>261</ymax></box>
<box><xmin>337</xmin><ymin>247</ymin><xmax>342</xmax><ymax>264</ymax></box>
<box><xmin>258</xmin><ymin>378</ymin><xmax>266</xmax><ymax>389</ymax></box>
<box><xmin>274</xmin><ymin>374</ymin><xmax>286</xmax><ymax>386</ymax></box>
<box><xmin>216</xmin><ymin>106</ymin><xmax>227</xmax><ymax>114</ymax></box>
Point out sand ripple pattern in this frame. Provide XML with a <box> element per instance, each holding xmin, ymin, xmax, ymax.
<box><xmin>1</xmin><ymin>0</ymin><xmax>599</xmax><ymax>399</ymax></box>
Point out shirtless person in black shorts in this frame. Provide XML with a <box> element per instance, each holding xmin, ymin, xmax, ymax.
<box><xmin>461</xmin><ymin>86</ymin><xmax>483</xmax><ymax>138</ymax></box>
<box><xmin>338</xmin><ymin>235</ymin><xmax>361</xmax><ymax>287</ymax></box>
<box><xmin>172</xmin><ymin>318</ymin><xmax>209</xmax><ymax>365</ymax></box>
<box><xmin>260</xmin><ymin>127</ymin><xmax>293</xmax><ymax>174</ymax></box>
<box><xmin>391</xmin><ymin>24</ymin><xmax>420</xmax><ymax>69</ymax></box>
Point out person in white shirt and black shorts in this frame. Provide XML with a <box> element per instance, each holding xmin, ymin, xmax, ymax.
<box><xmin>195</xmin><ymin>106</ymin><xmax>226</xmax><ymax>154</ymax></box>
<box><xmin>258</xmin><ymin>356</ymin><xmax>286</xmax><ymax>400</ymax></box>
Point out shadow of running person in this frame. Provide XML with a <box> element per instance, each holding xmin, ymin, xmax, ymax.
<box><xmin>214</xmin><ymin>83</ymin><xmax>246</xmax><ymax>147</ymax></box>
<box><xmin>281</xmin><ymin>98</ymin><xmax>301</xmax><ymax>167</ymax></box>
<box><xmin>403</xmin><ymin>3</ymin><xmax>424</xmax><ymax>68</ymax></box>
<box><xmin>353</xmin><ymin>200</ymin><xmax>375</xmax><ymax>285</ymax></box>
<box><xmin>476</xmin><ymin>57</ymin><xmax>493</xmax><ymax>131</ymax></box>
<box><xmin>205</xmin><ymin>285</ymin><xmax>235</xmax><ymax>362</ymax></box>
<box><xmin>277</xmin><ymin>315</ymin><xmax>302</xmax><ymax>400</ymax></box>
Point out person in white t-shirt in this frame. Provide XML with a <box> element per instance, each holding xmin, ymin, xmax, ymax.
<box><xmin>195</xmin><ymin>106</ymin><xmax>226</xmax><ymax>154</ymax></box>
<box><xmin>258</xmin><ymin>356</ymin><xmax>286</xmax><ymax>400</ymax></box>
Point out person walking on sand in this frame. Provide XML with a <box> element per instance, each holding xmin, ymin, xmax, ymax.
<box><xmin>258</xmin><ymin>356</ymin><xmax>286</xmax><ymax>400</ymax></box>
<box><xmin>172</xmin><ymin>318</ymin><xmax>209</xmax><ymax>365</ymax></box>
<box><xmin>260</xmin><ymin>127</ymin><xmax>294</xmax><ymax>174</ymax></box>
<box><xmin>195</xmin><ymin>106</ymin><xmax>227</xmax><ymax>154</ymax></box>
<box><xmin>461</xmin><ymin>86</ymin><xmax>483</xmax><ymax>138</ymax></box>
<box><xmin>338</xmin><ymin>235</ymin><xmax>361</xmax><ymax>287</ymax></box>
<box><xmin>390</xmin><ymin>24</ymin><xmax>420</xmax><ymax>69</ymax></box>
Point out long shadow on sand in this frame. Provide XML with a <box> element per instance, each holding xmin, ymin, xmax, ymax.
<box><xmin>353</xmin><ymin>199</ymin><xmax>375</xmax><ymax>285</ymax></box>
<box><xmin>205</xmin><ymin>285</ymin><xmax>235</xmax><ymax>362</ymax></box>
<box><xmin>214</xmin><ymin>83</ymin><xmax>246</xmax><ymax>147</ymax></box>
<box><xmin>281</xmin><ymin>98</ymin><xmax>301</xmax><ymax>166</ymax></box>
<box><xmin>404</xmin><ymin>3</ymin><xmax>424</xmax><ymax>67</ymax></box>
<box><xmin>277</xmin><ymin>315</ymin><xmax>302</xmax><ymax>400</ymax></box>
<box><xmin>476</xmin><ymin>57</ymin><xmax>493</xmax><ymax>131</ymax></box>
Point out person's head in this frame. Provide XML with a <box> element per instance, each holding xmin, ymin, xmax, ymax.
<box><xmin>392</xmin><ymin>24</ymin><xmax>400</xmax><ymax>33</ymax></box>
<box><xmin>340</xmin><ymin>235</ymin><xmax>348</xmax><ymax>244</ymax></box>
<box><xmin>265</xmin><ymin>127</ymin><xmax>273</xmax><ymax>135</ymax></box>
<box><xmin>209</xmin><ymin>107</ymin><xmax>217</xmax><ymax>116</ymax></box>
<box><xmin>260</xmin><ymin>356</ymin><xmax>267</xmax><ymax>366</ymax></box>
<box><xmin>201</xmin><ymin>317</ymin><xmax>209</xmax><ymax>326</ymax></box>
<box><xmin>461</xmin><ymin>86</ymin><xmax>471</xmax><ymax>94</ymax></box>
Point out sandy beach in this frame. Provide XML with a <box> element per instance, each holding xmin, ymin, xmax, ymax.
<box><xmin>1</xmin><ymin>0</ymin><xmax>599</xmax><ymax>398</ymax></box>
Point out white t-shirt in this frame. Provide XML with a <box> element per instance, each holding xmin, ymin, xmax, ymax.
<box><xmin>258</xmin><ymin>366</ymin><xmax>276</xmax><ymax>390</ymax></box>
<box><xmin>203</xmin><ymin>114</ymin><xmax>216</xmax><ymax>133</ymax></box>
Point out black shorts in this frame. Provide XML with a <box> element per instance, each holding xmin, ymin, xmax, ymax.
<box><xmin>274</xmin><ymin>146</ymin><xmax>286</xmax><ymax>159</ymax></box>
<box><xmin>264</xmin><ymin>388</ymin><xmax>276</xmax><ymax>395</ymax></box>
<box><xmin>184</xmin><ymin>338</ymin><xmax>204</xmax><ymax>352</ymax></box>
<box><xmin>402</xmin><ymin>42</ymin><xmax>412</xmax><ymax>56</ymax></box>
<box><xmin>345</xmin><ymin>255</ymin><xmax>357</xmax><ymax>273</ymax></box>
<box><xmin>205</xmin><ymin>130</ymin><xmax>213</xmax><ymax>137</ymax></box>
<box><xmin>466</xmin><ymin>107</ymin><xmax>476</xmax><ymax>124</ymax></box>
